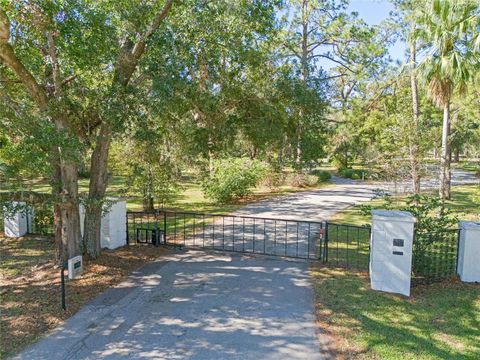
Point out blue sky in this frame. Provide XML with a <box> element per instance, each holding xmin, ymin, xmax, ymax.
<box><xmin>348</xmin><ymin>0</ymin><xmax>407</xmax><ymax>62</ymax></box>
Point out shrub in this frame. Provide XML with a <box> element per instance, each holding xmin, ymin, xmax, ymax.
<box><xmin>258</xmin><ymin>168</ymin><xmax>284</xmax><ymax>190</ymax></box>
<box><xmin>202</xmin><ymin>158</ymin><xmax>266</xmax><ymax>203</ymax></box>
<box><xmin>284</xmin><ymin>173</ymin><xmax>318</xmax><ymax>188</ymax></box>
<box><xmin>338</xmin><ymin>168</ymin><xmax>367</xmax><ymax>180</ymax></box>
<box><xmin>310</xmin><ymin>170</ymin><xmax>332</xmax><ymax>183</ymax></box>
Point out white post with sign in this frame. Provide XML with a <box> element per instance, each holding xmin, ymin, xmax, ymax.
<box><xmin>457</xmin><ymin>221</ymin><xmax>480</xmax><ymax>283</ymax></box>
<box><xmin>370</xmin><ymin>210</ymin><xmax>416</xmax><ymax>296</ymax></box>
<box><xmin>68</xmin><ymin>255</ymin><xmax>83</xmax><ymax>280</ymax></box>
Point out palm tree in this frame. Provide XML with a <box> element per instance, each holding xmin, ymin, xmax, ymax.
<box><xmin>415</xmin><ymin>0</ymin><xmax>480</xmax><ymax>200</ymax></box>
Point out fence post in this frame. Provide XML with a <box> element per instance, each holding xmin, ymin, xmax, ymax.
<box><xmin>126</xmin><ymin>212</ymin><xmax>129</xmax><ymax>245</ymax></box>
<box><xmin>370</xmin><ymin>210</ymin><xmax>416</xmax><ymax>296</ymax></box>
<box><xmin>457</xmin><ymin>221</ymin><xmax>480</xmax><ymax>282</ymax></box>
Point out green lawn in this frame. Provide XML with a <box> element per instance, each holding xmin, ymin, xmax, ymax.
<box><xmin>331</xmin><ymin>185</ymin><xmax>480</xmax><ymax>226</ymax></box>
<box><xmin>1</xmin><ymin>173</ymin><xmax>330</xmax><ymax>214</ymax></box>
<box><xmin>452</xmin><ymin>161</ymin><xmax>480</xmax><ymax>173</ymax></box>
<box><xmin>311</xmin><ymin>267</ymin><xmax>480</xmax><ymax>360</ymax></box>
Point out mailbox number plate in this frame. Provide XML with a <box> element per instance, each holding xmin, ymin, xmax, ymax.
<box><xmin>393</xmin><ymin>238</ymin><xmax>404</xmax><ymax>247</ymax></box>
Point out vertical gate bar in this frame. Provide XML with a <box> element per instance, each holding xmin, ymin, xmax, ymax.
<box><xmin>154</xmin><ymin>210</ymin><xmax>159</xmax><ymax>247</ymax></box>
<box><xmin>223</xmin><ymin>216</ymin><xmax>225</xmax><ymax>250</ymax></box>
<box><xmin>183</xmin><ymin>213</ymin><xmax>186</xmax><ymax>246</ymax></box>
<box><xmin>325</xmin><ymin>222</ymin><xmax>329</xmax><ymax>263</ymax></box>
<box><xmin>133</xmin><ymin>213</ymin><xmax>136</xmax><ymax>243</ymax></box>
<box><xmin>232</xmin><ymin>216</ymin><xmax>235</xmax><ymax>251</ymax></box>
<box><xmin>307</xmin><ymin>223</ymin><xmax>311</xmax><ymax>259</ymax></box>
<box><xmin>455</xmin><ymin>229</ymin><xmax>460</xmax><ymax>275</ymax></box>
<box><xmin>163</xmin><ymin>211</ymin><xmax>167</xmax><ymax>244</ymax></box>
<box><xmin>242</xmin><ymin>218</ymin><xmax>245</xmax><ymax>252</ymax></box>
<box><xmin>213</xmin><ymin>215</ymin><xmax>215</xmax><ymax>249</ymax></box>
<box><xmin>174</xmin><ymin>212</ymin><xmax>177</xmax><ymax>242</ymax></box>
<box><xmin>296</xmin><ymin>222</ymin><xmax>299</xmax><ymax>257</ymax></box>
<box><xmin>263</xmin><ymin>219</ymin><xmax>266</xmax><ymax>254</ymax></box>
<box><xmin>274</xmin><ymin>221</ymin><xmax>277</xmax><ymax>255</ymax></box>
<box><xmin>285</xmin><ymin>221</ymin><xmax>288</xmax><ymax>257</ymax></box>
<box><xmin>126</xmin><ymin>213</ymin><xmax>129</xmax><ymax>245</ymax></box>
<box><xmin>367</xmin><ymin>226</ymin><xmax>371</xmax><ymax>270</ymax></box>
<box><xmin>253</xmin><ymin>218</ymin><xmax>256</xmax><ymax>253</ymax></box>
<box><xmin>336</xmin><ymin>224</ymin><xmax>339</xmax><ymax>267</ymax></box>
<box><xmin>193</xmin><ymin>214</ymin><xmax>196</xmax><ymax>246</ymax></box>
<box><xmin>346</xmin><ymin>225</ymin><xmax>350</xmax><ymax>268</ymax></box>
<box><xmin>356</xmin><ymin>227</ymin><xmax>360</xmax><ymax>268</ymax></box>
<box><xmin>318</xmin><ymin>222</ymin><xmax>323</xmax><ymax>260</ymax></box>
<box><xmin>203</xmin><ymin>214</ymin><xmax>206</xmax><ymax>248</ymax></box>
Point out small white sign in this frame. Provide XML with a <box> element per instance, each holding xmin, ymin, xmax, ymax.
<box><xmin>68</xmin><ymin>255</ymin><xmax>83</xmax><ymax>280</ymax></box>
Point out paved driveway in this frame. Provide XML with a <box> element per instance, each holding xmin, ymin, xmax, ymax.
<box><xmin>234</xmin><ymin>176</ymin><xmax>376</xmax><ymax>221</ymax></box>
<box><xmin>16</xmin><ymin>250</ymin><xmax>328</xmax><ymax>360</ymax></box>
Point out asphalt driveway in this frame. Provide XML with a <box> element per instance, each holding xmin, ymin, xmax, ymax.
<box><xmin>16</xmin><ymin>250</ymin><xmax>328</xmax><ymax>360</ymax></box>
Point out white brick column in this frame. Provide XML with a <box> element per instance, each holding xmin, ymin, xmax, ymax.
<box><xmin>3</xmin><ymin>201</ymin><xmax>28</xmax><ymax>237</ymax></box>
<box><xmin>457</xmin><ymin>221</ymin><xmax>480</xmax><ymax>283</ymax></box>
<box><xmin>370</xmin><ymin>210</ymin><xmax>416</xmax><ymax>296</ymax></box>
<box><xmin>79</xmin><ymin>198</ymin><xmax>127</xmax><ymax>250</ymax></box>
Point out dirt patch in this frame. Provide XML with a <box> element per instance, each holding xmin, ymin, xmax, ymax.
<box><xmin>0</xmin><ymin>235</ymin><xmax>170</xmax><ymax>358</ymax></box>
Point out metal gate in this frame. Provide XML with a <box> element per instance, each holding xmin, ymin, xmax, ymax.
<box><xmin>126</xmin><ymin>210</ymin><xmax>371</xmax><ymax>268</ymax></box>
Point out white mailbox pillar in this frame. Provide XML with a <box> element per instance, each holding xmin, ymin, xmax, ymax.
<box><xmin>79</xmin><ymin>198</ymin><xmax>127</xmax><ymax>250</ymax></box>
<box><xmin>457</xmin><ymin>221</ymin><xmax>480</xmax><ymax>282</ymax></box>
<box><xmin>370</xmin><ymin>210</ymin><xmax>416</xmax><ymax>296</ymax></box>
<box><xmin>3</xmin><ymin>201</ymin><xmax>28</xmax><ymax>237</ymax></box>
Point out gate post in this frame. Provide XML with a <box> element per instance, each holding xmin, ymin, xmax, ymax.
<box><xmin>370</xmin><ymin>210</ymin><xmax>416</xmax><ymax>296</ymax></box>
<box><xmin>457</xmin><ymin>221</ymin><xmax>480</xmax><ymax>282</ymax></box>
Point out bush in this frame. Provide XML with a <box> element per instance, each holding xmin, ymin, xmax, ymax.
<box><xmin>202</xmin><ymin>158</ymin><xmax>266</xmax><ymax>203</ymax></box>
<box><xmin>310</xmin><ymin>169</ymin><xmax>332</xmax><ymax>183</ymax></box>
<box><xmin>258</xmin><ymin>168</ymin><xmax>284</xmax><ymax>190</ymax></box>
<box><xmin>338</xmin><ymin>168</ymin><xmax>367</xmax><ymax>180</ymax></box>
<box><xmin>284</xmin><ymin>173</ymin><xmax>318</xmax><ymax>188</ymax></box>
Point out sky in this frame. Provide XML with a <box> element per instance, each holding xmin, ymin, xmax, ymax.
<box><xmin>347</xmin><ymin>0</ymin><xmax>407</xmax><ymax>62</ymax></box>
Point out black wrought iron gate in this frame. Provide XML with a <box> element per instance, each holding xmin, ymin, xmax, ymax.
<box><xmin>126</xmin><ymin>210</ymin><xmax>371</xmax><ymax>269</ymax></box>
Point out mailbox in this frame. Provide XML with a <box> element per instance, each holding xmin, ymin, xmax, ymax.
<box><xmin>370</xmin><ymin>210</ymin><xmax>416</xmax><ymax>296</ymax></box>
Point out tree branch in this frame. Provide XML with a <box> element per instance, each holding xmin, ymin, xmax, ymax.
<box><xmin>0</xmin><ymin>10</ymin><xmax>48</xmax><ymax>109</ymax></box>
<box><xmin>114</xmin><ymin>0</ymin><xmax>174</xmax><ymax>86</ymax></box>
<box><xmin>46</xmin><ymin>31</ymin><xmax>62</xmax><ymax>97</ymax></box>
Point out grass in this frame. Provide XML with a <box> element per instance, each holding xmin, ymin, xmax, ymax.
<box><xmin>0</xmin><ymin>235</ymin><xmax>170</xmax><ymax>359</ymax></box>
<box><xmin>452</xmin><ymin>161</ymin><xmax>480</xmax><ymax>173</ymax></box>
<box><xmin>1</xmin><ymin>173</ymin><xmax>329</xmax><ymax>214</ymax></box>
<box><xmin>331</xmin><ymin>185</ymin><xmax>480</xmax><ymax>226</ymax></box>
<box><xmin>311</xmin><ymin>266</ymin><xmax>480</xmax><ymax>359</ymax></box>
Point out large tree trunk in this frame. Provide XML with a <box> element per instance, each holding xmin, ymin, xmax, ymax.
<box><xmin>208</xmin><ymin>133</ymin><xmax>214</xmax><ymax>176</ymax></box>
<box><xmin>439</xmin><ymin>102</ymin><xmax>451</xmax><ymax>200</ymax></box>
<box><xmin>59</xmin><ymin>159</ymin><xmax>82</xmax><ymax>261</ymax></box>
<box><xmin>295</xmin><ymin>124</ymin><xmax>302</xmax><ymax>172</ymax></box>
<box><xmin>453</xmin><ymin>145</ymin><xmax>460</xmax><ymax>163</ymax></box>
<box><xmin>83</xmin><ymin>121</ymin><xmax>112</xmax><ymax>258</ymax></box>
<box><xmin>295</xmin><ymin>0</ymin><xmax>308</xmax><ymax>173</ymax></box>
<box><xmin>51</xmin><ymin>152</ymin><xmax>64</xmax><ymax>264</ymax></box>
<box><xmin>408</xmin><ymin>33</ymin><xmax>421</xmax><ymax>195</ymax></box>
